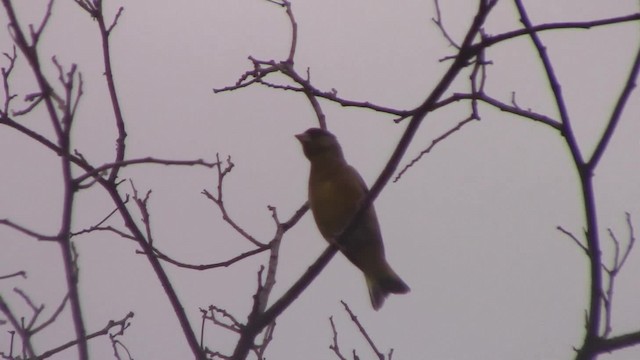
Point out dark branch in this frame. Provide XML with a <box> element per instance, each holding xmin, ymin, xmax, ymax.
<box><xmin>588</xmin><ymin>41</ymin><xmax>640</xmax><ymax>168</ymax></box>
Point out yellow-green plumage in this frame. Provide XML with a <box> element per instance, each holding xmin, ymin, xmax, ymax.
<box><xmin>296</xmin><ymin>128</ymin><xmax>410</xmax><ymax>310</ymax></box>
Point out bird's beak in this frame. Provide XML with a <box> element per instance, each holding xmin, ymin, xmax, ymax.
<box><xmin>295</xmin><ymin>133</ymin><xmax>308</xmax><ymax>143</ymax></box>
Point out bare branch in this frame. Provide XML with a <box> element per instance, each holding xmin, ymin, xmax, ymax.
<box><xmin>213</xmin><ymin>58</ymin><xmax>279</xmax><ymax>93</ymax></box>
<box><xmin>329</xmin><ymin>316</ymin><xmax>348</xmax><ymax>360</ymax></box>
<box><xmin>71</xmin><ymin>203</ymin><xmax>126</xmax><ymax>238</ymax></box>
<box><xmin>13</xmin><ymin>288</ymin><xmax>44</xmax><ymax>330</ymax></box>
<box><xmin>514</xmin><ymin>0</ymin><xmax>583</xmax><ymax>166</ymax></box>
<box><xmin>588</xmin><ymin>41</ymin><xmax>640</xmax><ymax>169</ymax></box>
<box><xmin>35</xmin><ymin>312</ymin><xmax>135</xmax><ymax>360</ymax></box>
<box><xmin>203</xmin><ymin>155</ymin><xmax>265</xmax><ymax>247</ymax></box>
<box><xmin>151</xmin><ymin>201</ymin><xmax>305</xmax><ymax>275</ymax></box>
<box><xmin>594</xmin><ymin>330</ymin><xmax>640</xmax><ymax>354</ymax></box>
<box><xmin>0</xmin><ymin>294</ymin><xmax>36</xmax><ymax>358</ymax></box>
<box><xmin>0</xmin><ymin>271</ymin><xmax>26</xmax><ymax>280</ymax></box>
<box><xmin>281</xmin><ymin>0</ymin><xmax>296</xmax><ymax>62</ymax></box>
<box><xmin>601</xmin><ymin>213</ymin><xmax>637</xmax><ymax>338</ymax></box>
<box><xmin>95</xmin><ymin>2</ymin><xmax>127</xmax><ymax>182</ymax></box>
<box><xmin>557</xmin><ymin>226</ymin><xmax>589</xmax><ymax>255</ymax></box>
<box><xmin>0</xmin><ymin>218</ymin><xmax>59</xmax><ymax>241</ymax></box>
<box><xmin>395</xmin><ymin>115</ymin><xmax>477</xmax><ymax>182</ymax></box>
<box><xmin>202</xmin><ymin>305</ymin><xmax>242</xmax><ymax>333</ymax></box>
<box><xmin>255</xmin><ymin>322</ymin><xmax>276</xmax><ymax>360</ymax></box>
<box><xmin>72</xmin><ymin>0</ymin><xmax>96</xmax><ymax>14</ymax></box>
<box><xmin>31</xmin><ymin>294</ymin><xmax>70</xmax><ymax>334</ymax></box>
<box><xmin>1</xmin><ymin>45</ymin><xmax>18</xmax><ymax>116</ymax></box>
<box><xmin>259</xmin><ymin>76</ymin><xmax>411</xmax><ymax>118</ymax></box>
<box><xmin>432</xmin><ymin>0</ymin><xmax>460</xmax><ymax>49</ymax></box>
<box><xmin>259</xmin><ymin>206</ymin><xmax>284</xmax><ymax>312</ymax></box>
<box><xmin>130</xmin><ymin>180</ymin><xmax>154</xmax><ymax>246</ymax></box>
<box><xmin>513</xmin><ymin>1</ymin><xmax>606</xmax><ymax>357</ymax></box>
<box><xmin>76</xmin><ymin>225</ymin><xmax>136</xmax><ymax>241</ymax></box>
<box><xmin>619</xmin><ymin>212</ymin><xmax>636</xmax><ymax>270</ymax></box>
<box><xmin>75</xmin><ymin>156</ymin><xmax>220</xmax><ymax>185</ymax></box>
<box><xmin>479</xmin><ymin>13</ymin><xmax>640</xmax><ymax>51</ymax></box>
<box><xmin>1</xmin><ymin>0</ymin><xmax>65</xmax><ymax>138</ymax></box>
<box><xmin>30</xmin><ymin>0</ymin><xmax>54</xmax><ymax>46</ymax></box>
<box><xmin>435</xmin><ymin>92</ymin><xmax>562</xmax><ymax>130</ymax></box>
<box><xmin>341</xmin><ymin>301</ymin><xmax>385</xmax><ymax>360</ymax></box>
<box><xmin>142</xmin><ymin>245</ymin><xmax>269</xmax><ymax>270</ymax></box>
<box><xmin>107</xmin><ymin>7</ymin><xmax>125</xmax><ymax>34</ymax></box>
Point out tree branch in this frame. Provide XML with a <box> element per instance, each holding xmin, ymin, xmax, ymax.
<box><xmin>588</xmin><ymin>41</ymin><xmax>640</xmax><ymax>168</ymax></box>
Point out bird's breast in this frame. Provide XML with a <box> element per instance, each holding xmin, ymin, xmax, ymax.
<box><xmin>309</xmin><ymin>175</ymin><xmax>363</xmax><ymax>240</ymax></box>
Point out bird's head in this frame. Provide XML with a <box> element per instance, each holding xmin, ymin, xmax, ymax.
<box><xmin>295</xmin><ymin>128</ymin><xmax>344</xmax><ymax>161</ymax></box>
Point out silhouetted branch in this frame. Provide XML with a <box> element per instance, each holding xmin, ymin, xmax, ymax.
<box><xmin>0</xmin><ymin>271</ymin><xmax>26</xmax><ymax>280</ymax></box>
<box><xmin>0</xmin><ymin>219</ymin><xmax>58</xmax><ymax>241</ymax></box>
<box><xmin>341</xmin><ymin>301</ymin><xmax>385</xmax><ymax>360</ymax></box>
<box><xmin>35</xmin><ymin>312</ymin><xmax>134</xmax><ymax>360</ymax></box>
<box><xmin>0</xmin><ymin>45</ymin><xmax>17</xmax><ymax>116</ymax></box>
<box><xmin>213</xmin><ymin>1</ymin><xmax>410</xmax><ymax>122</ymax></box>
<box><xmin>595</xmin><ymin>330</ymin><xmax>640</xmax><ymax>354</ymax></box>
<box><xmin>436</xmin><ymin>92</ymin><xmax>562</xmax><ymax>130</ymax></box>
<box><xmin>201</xmin><ymin>306</ymin><xmax>243</xmax><ymax>334</ymax></box>
<box><xmin>601</xmin><ymin>213</ymin><xmax>637</xmax><ymax>338</ymax></box>
<box><xmin>75</xmin><ymin>157</ymin><xmax>220</xmax><ymax>184</ymax></box>
<box><xmin>329</xmin><ymin>316</ymin><xmax>348</xmax><ymax>360</ymax></box>
<box><xmin>0</xmin><ymin>294</ymin><xmax>36</xmax><ymax>358</ymax></box>
<box><xmin>146</xmin><ymin>246</ymin><xmax>269</xmax><ymax>270</ymax></box>
<box><xmin>479</xmin><ymin>12</ymin><xmax>640</xmax><ymax>50</ymax></box>
<box><xmin>31</xmin><ymin>294</ymin><xmax>69</xmax><ymax>334</ymax></box>
<box><xmin>557</xmin><ymin>226</ymin><xmax>589</xmax><ymax>255</ymax></box>
<box><xmin>588</xmin><ymin>40</ymin><xmax>640</xmax><ymax>169</ymax></box>
<box><xmin>203</xmin><ymin>155</ymin><xmax>266</xmax><ymax>247</ymax></box>
<box><xmin>256</xmin><ymin>77</ymin><xmax>411</xmax><ymax>118</ymax></box>
<box><xmin>432</xmin><ymin>0</ymin><xmax>460</xmax><ymax>49</ymax></box>
<box><xmin>395</xmin><ymin>114</ymin><xmax>477</xmax><ymax>182</ymax></box>
<box><xmin>512</xmin><ymin>1</ymin><xmax>640</xmax><ymax>359</ymax></box>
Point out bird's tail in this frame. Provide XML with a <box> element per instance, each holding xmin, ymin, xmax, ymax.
<box><xmin>367</xmin><ymin>267</ymin><xmax>410</xmax><ymax>311</ymax></box>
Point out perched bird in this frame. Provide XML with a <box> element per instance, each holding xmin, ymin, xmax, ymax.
<box><xmin>295</xmin><ymin>128</ymin><xmax>410</xmax><ymax>310</ymax></box>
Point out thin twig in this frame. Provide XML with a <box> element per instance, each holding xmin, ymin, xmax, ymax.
<box><xmin>0</xmin><ymin>294</ymin><xmax>36</xmax><ymax>357</ymax></box>
<box><xmin>1</xmin><ymin>45</ymin><xmax>18</xmax><ymax>116</ymax></box>
<box><xmin>329</xmin><ymin>316</ymin><xmax>348</xmax><ymax>360</ymax></box>
<box><xmin>144</xmin><ymin>245</ymin><xmax>269</xmax><ymax>270</ymax></box>
<box><xmin>35</xmin><ymin>312</ymin><xmax>134</xmax><ymax>360</ymax></box>
<box><xmin>341</xmin><ymin>301</ymin><xmax>384</xmax><ymax>360</ymax></box>
<box><xmin>557</xmin><ymin>226</ymin><xmax>589</xmax><ymax>255</ymax></box>
<box><xmin>395</xmin><ymin>115</ymin><xmax>476</xmax><ymax>182</ymax></box>
<box><xmin>202</xmin><ymin>155</ymin><xmax>265</xmax><ymax>247</ymax></box>
<box><xmin>75</xmin><ymin>156</ymin><xmax>220</xmax><ymax>184</ymax></box>
<box><xmin>253</xmin><ymin>74</ymin><xmax>410</xmax><ymax>118</ymax></box>
<box><xmin>0</xmin><ymin>218</ymin><xmax>59</xmax><ymax>241</ymax></box>
<box><xmin>588</xmin><ymin>39</ymin><xmax>640</xmax><ymax>169</ymax></box>
<box><xmin>31</xmin><ymin>294</ymin><xmax>70</xmax><ymax>334</ymax></box>
<box><xmin>202</xmin><ymin>306</ymin><xmax>242</xmax><ymax>333</ymax></box>
<box><xmin>71</xmin><ymin>204</ymin><xmax>125</xmax><ymax>238</ymax></box>
<box><xmin>601</xmin><ymin>213</ymin><xmax>637</xmax><ymax>338</ymax></box>
<box><xmin>513</xmin><ymin>0</ymin><xmax>582</xmax><ymax>165</ymax></box>
<box><xmin>0</xmin><ymin>271</ymin><xmax>26</xmax><ymax>280</ymax></box>
<box><xmin>13</xmin><ymin>288</ymin><xmax>43</xmax><ymax>330</ymax></box>
<box><xmin>479</xmin><ymin>13</ymin><xmax>640</xmax><ymax>51</ymax></box>
<box><xmin>432</xmin><ymin>0</ymin><xmax>460</xmax><ymax>49</ymax></box>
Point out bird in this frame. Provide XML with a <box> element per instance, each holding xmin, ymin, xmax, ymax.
<box><xmin>295</xmin><ymin>127</ymin><xmax>409</xmax><ymax>310</ymax></box>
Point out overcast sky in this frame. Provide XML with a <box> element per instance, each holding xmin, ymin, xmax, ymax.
<box><xmin>1</xmin><ymin>0</ymin><xmax>640</xmax><ymax>359</ymax></box>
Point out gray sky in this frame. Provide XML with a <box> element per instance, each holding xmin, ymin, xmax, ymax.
<box><xmin>1</xmin><ymin>0</ymin><xmax>639</xmax><ymax>359</ymax></box>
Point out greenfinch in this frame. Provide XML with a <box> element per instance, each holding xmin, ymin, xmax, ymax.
<box><xmin>296</xmin><ymin>128</ymin><xmax>409</xmax><ymax>310</ymax></box>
